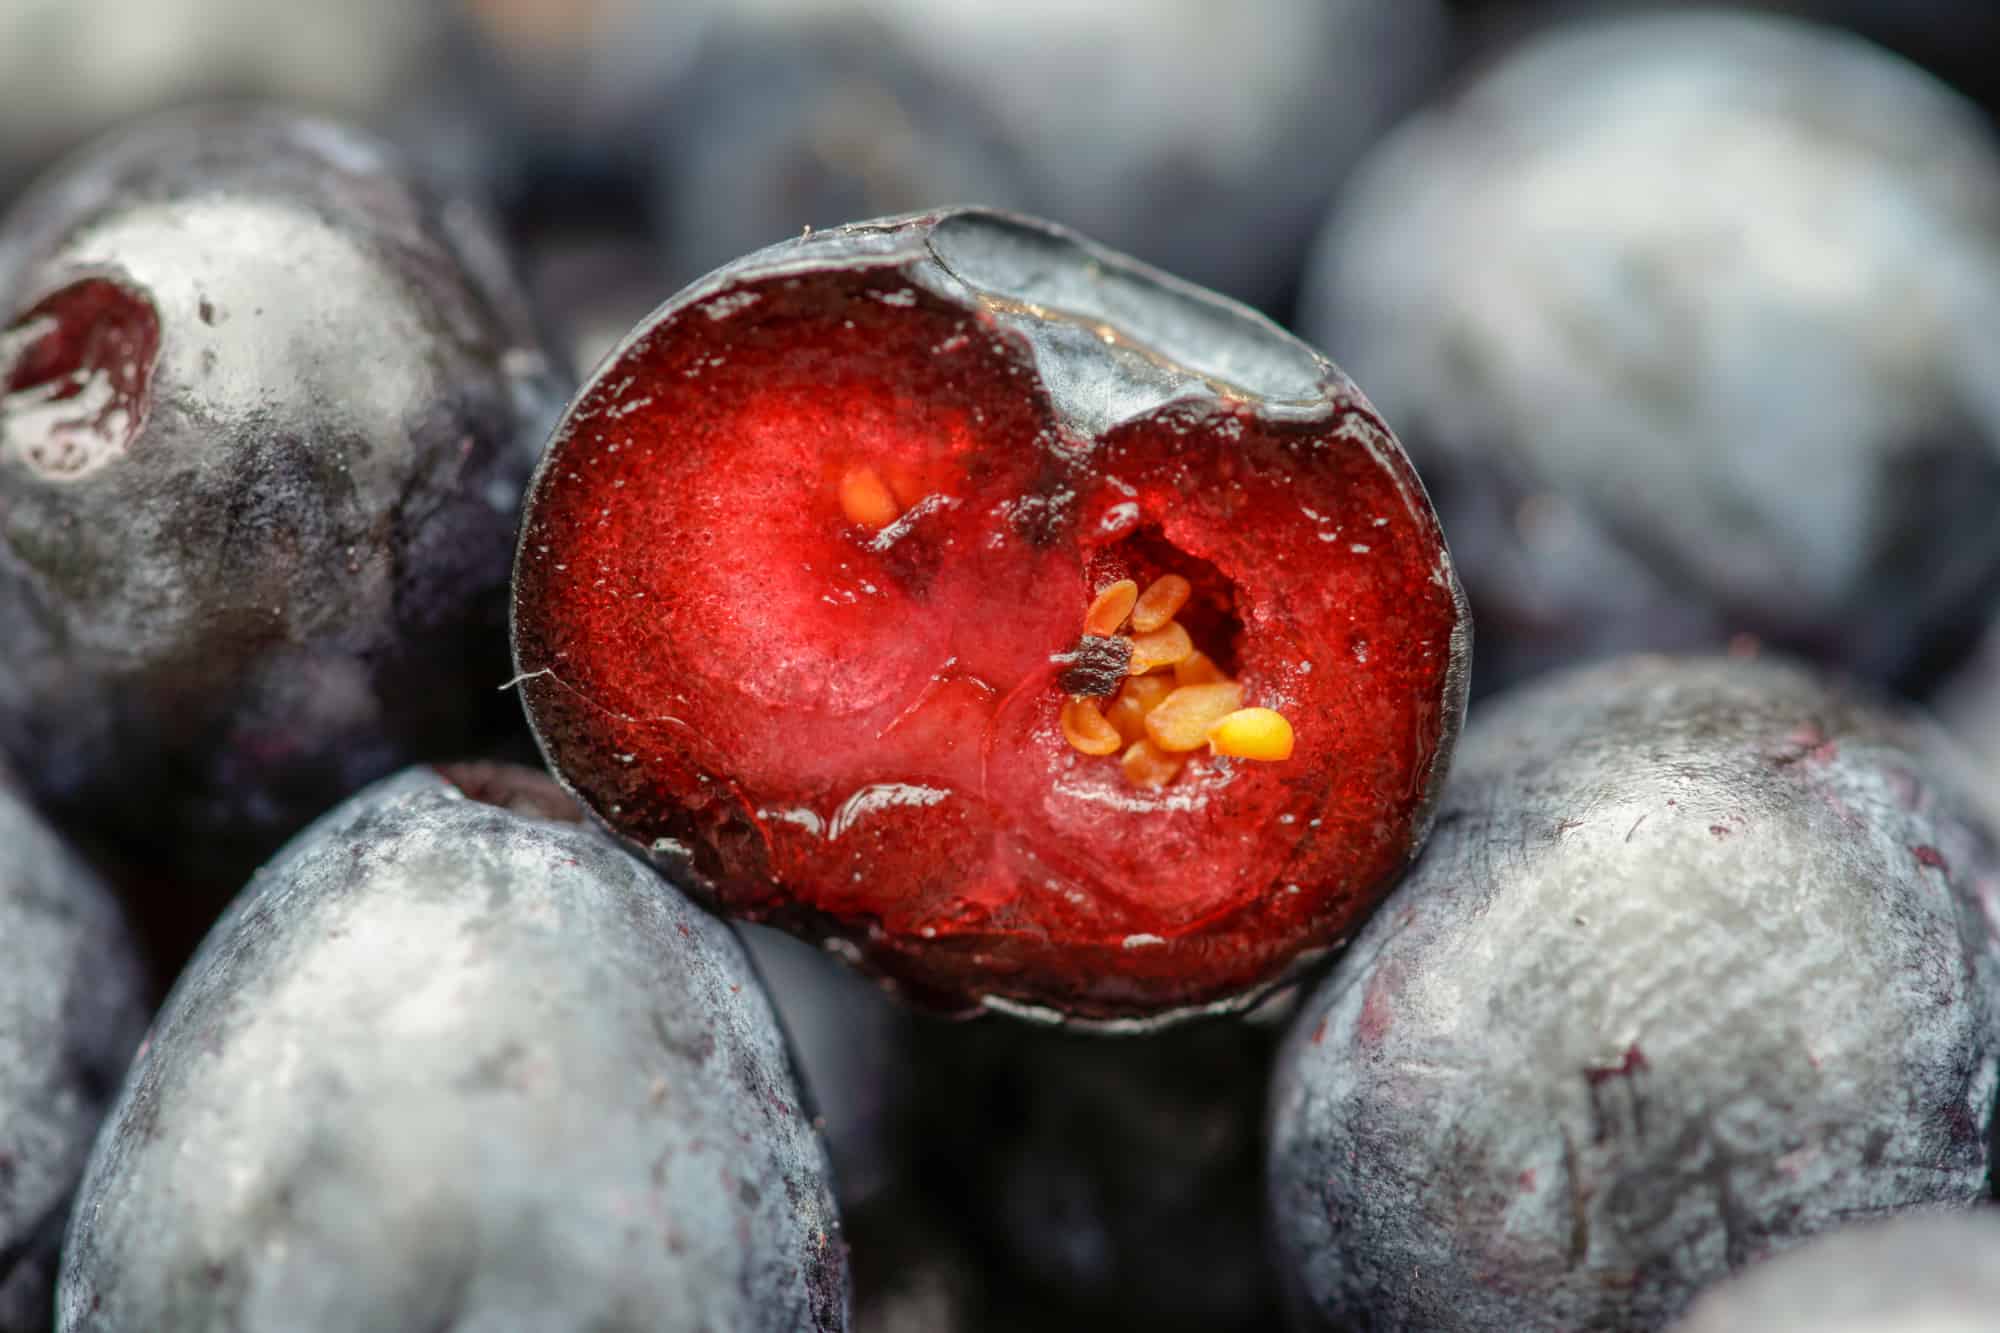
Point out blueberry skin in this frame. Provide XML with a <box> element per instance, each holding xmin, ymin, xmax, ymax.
<box><xmin>1269</xmin><ymin>656</ymin><xmax>2000</xmax><ymax>1332</ymax></box>
<box><xmin>1304</xmin><ymin>11</ymin><xmax>2000</xmax><ymax>696</ymax></box>
<box><xmin>736</xmin><ymin>926</ymin><xmax>912</xmax><ymax>1213</ymax></box>
<box><xmin>645</xmin><ymin>0</ymin><xmax>1449</xmax><ymax>310</ymax></box>
<box><xmin>56</xmin><ymin>764</ymin><xmax>848</xmax><ymax>1332</ymax></box>
<box><xmin>0</xmin><ymin>0</ymin><xmax>445</xmax><ymax>208</ymax></box>
<box><xmin>0</xmin><ymin>108</ymin><xmax>569</xmax><ymax>886</ymax></box>
<box><xmin>1671</xmin><ymin>1209</ymin><xmax>2000</xmax><ymax>1333</ymax></box>
<box><xmin>0</xmin><ymin>768</ymin><xmax>147</xmax><ymax>1333</ymax></box>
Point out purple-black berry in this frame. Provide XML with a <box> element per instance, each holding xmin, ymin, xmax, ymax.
<box><xmin>57</xmin><ymin>764</ymin><xmax>846</xmax><ymax>1331</ymax></box>
<box><xmin>1304</xmin><ymin>11</ymin><xmax>2000</xmax><ymax>696</ymax></box>
<box><xmin>1269</xmin><ymin>656</ymin><xmax>2000</xmax><ymax>1331</ymax></box>
<box><xmin>0</xmin><ymin>765</ymin><xmax>146</xmax><ymax>1333</ymax></box>
<box><xmin>0</xmin><ymin>107</ymin><xmax>569</xmax><ymax>888</ymax></box>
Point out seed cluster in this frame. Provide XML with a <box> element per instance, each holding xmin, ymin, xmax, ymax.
<box><xmin>1061</xmin><ymin>576</ymin><xmax>1295</xmax><ymax>787</ymax></box>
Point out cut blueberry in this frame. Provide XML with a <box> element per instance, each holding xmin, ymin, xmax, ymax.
<box><xmin>511</xmin><ymin>207</ymin><xmax>1468</xmax><ymax>1024</ymax></box>
<box><xmin>0</xmin><ymin>106</ymin><xmax>570</xmax><ymax>888</ymax></box>
<box><xmin>1269</xmin><ymin>655</ymin><xmax>2000</xmax><ymax>1331</ymax></box>
<box><xmin>1303</xmin><ymin>10</ymin><xmax>2000</xmax><ymax>697</ymax></box>
<box><xmin>0</xmin><ymin>764</ymin><xmax>147</xmax><ymax>1333</ymax></box>
<box><xmin>58</xmin><ymin>764</ymin><xmax>847</xmax><ymax>1332</ymax></box>
<box><xmin>1670</xmin><ymin>1210</ymin><xmax>2000</xmax><ymax>1333</ymax></box>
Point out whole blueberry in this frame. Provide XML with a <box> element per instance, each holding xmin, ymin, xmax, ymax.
<box><xmin>58</xmin><ymin>763</ymin><xmax>847</xmax><ymax>1332</ymax></box>
<box><xmin>1671</xmin><ymin>1210</ymin><xmax>2000</xmax><ymax>1333</ymax></box>
<box><xmin>1304</xmin><ymin>11</ymin><xmax>2000</xmax><ymax>696</ymax></box>
<box><xmin>0</xmin><ymin>107</ymin><xmax>569</xmax><ymax>886</ymax></box>
<box><xmin>0</xmin><ymin>0</ymin><xmax>445</xmax><ymax>206</ymax></box>
<box><xmin>1269</xmin><ymin>656</ymin><xmax>2000</xmax><ymax>1332</ymax></box>
<box><xmin>0</xmin><ymin>766</ymin><xmax>147</xmax><ymax>1333</ymax></box>
<box><xmin>646</xmin><ymin>0</ymin><xmax>1449</xmax><ymax>310</ymax></box>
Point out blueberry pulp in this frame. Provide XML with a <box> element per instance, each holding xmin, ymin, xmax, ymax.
<box><xmin>0</xmin><ymin>766</ymin><xmax>147</xmax><ymax>1333</ymax></box>
<box><xmin>58</xmin><ymin>764</ymin><xmax>847</xmax><ymax>1332</ymax></box>
<box><xmin>0</xmin><ymin>107</ymin><xmax>569</xmax><ymax>893</ymax></box>
<box><xmin>511</xmin><ymin>208</ymin><xmax>1468</xmax><ymax>1024</ymax></box>
<box><xmin>1269</xmin><ymin>655</ymin><xmax>2000</xmax><ymax>1331</ymax></box>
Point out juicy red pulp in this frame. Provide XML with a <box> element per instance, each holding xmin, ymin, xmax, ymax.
<box><xmin>1</xmin><ymin>277</ymin><xmax>158</xmax><ymax>476</ymax></box>
<box><xmin>514</xmin><ymin>267</ymin><xmax>1459</xmax><ymax>1016</ymax></box>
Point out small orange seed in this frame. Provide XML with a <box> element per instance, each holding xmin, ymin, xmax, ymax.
<box><xmin>1104</xmin><ymin>673</ymin><xmax>1175</xmax><ymax>744</ymax></box>
<box><xmin>1127</xmin><ymin>620</ymin><xmax>1195</xmax><ymax>675</ymax></box>
<box><xmin>1145</xmin><ymin>681</ymin><xmax>1245</xmax><ymax>752</ymax></box>
<box><xmin>1173</xmin><ymin>649</ymin><xmax>1228</xmax><ymax>687</ymax></box>
<box><xmin>1131</xmin><ymin>574</ymin><xmax>1192</xmax><ymax>633</ymax></box>
<box><xmin>1060</xmin><ymin>696</ymin><xmax>1124</xmax><ymax>756</ymax></box>
<box><xmin>839</xmin><ymin>464</ymin><xmax>900</xmax><ymax>529</ymax></box>
<box><xmin>1084</xmin><ymin>579</ymin><xmax>1139</xmax><ymax>637</ymax></box>
<box><xmin>1121</xmin><ymin>737</ymin><xmax>1185</xmax><ymax>789</ymax></box>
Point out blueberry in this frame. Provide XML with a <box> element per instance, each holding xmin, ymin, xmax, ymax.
<box><xmin>645</xmin><ymin>0</ymin><xmax>1450</xmax><ymax>310</ymax></box>
<box><xmin>1304</xmin><ymin>10</ymin><xmax>2000</xmax><ymax>696</ymax></box>
<box><xmin>508</xmin><ymin>208</ymin><xmax>1467</xmax><ymax>1022</ymax></box>
<box><xmin>1671</xmin><ymin>1210</ymin><xmax>2000</xmax><ymax>1333</ymax></box>
<box><xmin>1268</xmin><ymin>655</ymin><xmax>2000</xmax><ymax>1331</ymax></box>
<box><xmin>57</xmin><ymin>763</ymin><xmax>848</xmax><ymax>1332</ymax></box>
<box><xmin>736</xmin><ymin>925</ymin><xmax>913</xmax><ymax>1212</ymax></box>
<box><xmin>0</xmin><ymin>107</ymin><xmax>570</xmax><ymax>888</ymax></box>
<box><xmin>0</xmin><ymin>764</ymin><xmax>147</xmax><ymax>1333</ymax></box>
<box><xmin>0</xmin><ymin>0</ymin><xmax>445</xmax><ymax>206</ymax></box>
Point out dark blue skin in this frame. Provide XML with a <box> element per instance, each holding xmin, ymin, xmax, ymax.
<box><xmin>1304</xmin><ymin>10</ymin><xmax>2000</xmax><ymax>699</ymax></box>
<box><xmin>639</xmin><ymin>0</ymin><xmax>1449</xmax><ymax>311</ymax></box>
<box><xmin>0</xmin><ymin>107</ymin><xmax>569</xmax><ymax>894</ymax></box>
<box><xmin>0</xmin><ymin>0</ymin><xmax>446</xmax><ymax>209</ymax></box>
<box><xmin>59</xmin><ymin>763</ymin><xmax>848</xmax><ymax>1332</ymax></box>
<box><xmin>1270</xmin><ymin>656</ymin><xmax>2000</xmax><ymax>1332</ymax></box>
<box><xmin>0</xmin><ymin>765</ymin><xmax>147</xmax><ymax>1333</ymax></box>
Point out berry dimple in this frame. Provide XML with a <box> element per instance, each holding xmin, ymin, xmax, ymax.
<box><xmin>1</xmin><ymin>277</ymin><xmax>159</xmax><ymax>478</ymax></box>
<box><xmin>514</xmin><ymin>245</ymin><xmax>1461</xmax><ymax>1017</ymax></box>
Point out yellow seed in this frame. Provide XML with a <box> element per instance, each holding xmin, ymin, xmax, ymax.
<box><xmin>1173</xmin><ymin>649</ymin><xmax>1228</xmax><ymax>687</ymax></box>
<box><xmin>1127</xmin><ymin>620</ymin><xmax>1194</xmax><ymax>675</ymax></box>
<box><xmin>1131</xmin><ymin>574</ymin><xmax>1192</xmax><ymax>633</ymax></box>
<box><xmin>1060</xmin><ymin>696</ymin><xmax>1124</xmax><ymax>756</ymax></box>
<box><xmin>1207</xmin><ymin>707</ymin><xmax>1295</xmax><ymax>761</ymax></box>
<box><xmin>1144</xmin><ymin>681</ymin><xmax>1244</xmax><ymax>752</ymax></box>
<box><xmin>1104</xmin><ymin>674</ymin><xmax>1175</xmax><ymax>744</ymax></box>
<box><xmin>1121</xmin><ymin>737</ymin><xmax>1185</xmax><ymax>789</ymax></box>
<box><xmin>1084</xmin><ymin>579</ymin><xmax>1139</xmax><ymax>637</ymax></box>
<box><xmin>839</xmin><ymin>464</ymin><xmax>900</xmax><ymax>529</ymax></box>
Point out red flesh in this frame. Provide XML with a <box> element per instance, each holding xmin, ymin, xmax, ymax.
<box><xmin>514</xmin><ymin>268</ymin><xmax>1459</xmax><ymax>1017</ymax></box>
<box><xmin>2</xmin><ymin>277</ymin><xmax>158</xmax><ymax>476</ymax></box>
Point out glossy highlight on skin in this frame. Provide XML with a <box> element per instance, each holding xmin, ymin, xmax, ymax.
<box><xmin>513</xmin><ymin>213</ymin><xmax>1465</xmax><ymax>1021</ymax></box>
